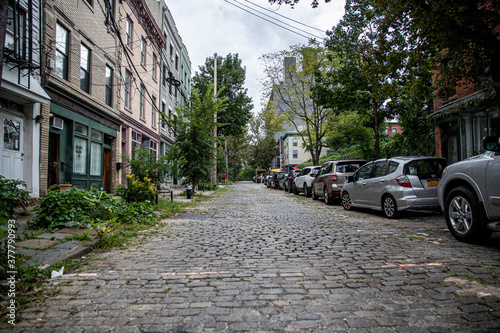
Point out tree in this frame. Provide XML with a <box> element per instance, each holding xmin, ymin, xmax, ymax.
<box><xmin>313</xmin><ymin>0</ymin><xmax>409</xmax><ymax>158</ymax></box>
<box><xmin>175</xmin><ymin>85</ymin><xmax>226</xmax><ymax>191</ymax></box>
<box><xmin>271</xmin><ymin>0</ymin><xmax>500</xmax><ymax>104</ymax></box>
<box><xmin>261</xmin><ymin>42</ymin><xmax>331</xmax><ymax>166</ymax></box>
<box><xmin>192</xmin><ymin>53</ymin><xmax>253</xmax><ymax>138</ymax></box>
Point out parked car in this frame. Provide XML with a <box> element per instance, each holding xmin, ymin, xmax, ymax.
<box><xmin>341</xmin><ymin>156</ymin><xmax>447</xmax><ymax>218</ymax></box>
<box><xmin>284</xmin><ymin>169</ymin><xmax>301</xmax><ymax>193</ymax></box>
<box><xmin>293</xmin><ymin>166</ymin><xmax>321</xmax><ymax>197</ymax></box>
<box><xmin>438</xmin><ymin>136</ymin><xmax>500</xmax><ymax>243</ymax></box>
<box><xmin>271</xmin><ymin>172</ymin><xmax>286</xmax><ymax>189</ymax></box>
<box><xmin>312</xmin><ymin>159</ymin><xmax>366</xmax><ymax>205</ymax></box>
<box><xmin>264</xmin><ymin>175</ymin><xmax>272</xmax><ymax>187</ymax></box>
<box><xmin>279</xmin><ymin>174</ymin><xmax>288</xmax><ymax>190</ymax></box>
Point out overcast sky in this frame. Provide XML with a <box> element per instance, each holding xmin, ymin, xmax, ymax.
<box><xmin>165</xmin><ymin>0</ymin><xmax>345</xmax><ymax>114</ymax></box>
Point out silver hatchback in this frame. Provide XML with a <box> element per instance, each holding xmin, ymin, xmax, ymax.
<box><xmin>341</xmin><ymin>156</ymin><xmax>447</xmax><ymax>218</ymax></box>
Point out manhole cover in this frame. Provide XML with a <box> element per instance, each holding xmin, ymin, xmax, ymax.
<box><xmin>176</xmin><ymin>213</ymin><xmax>210</xmax><ymax>220</ymax></box>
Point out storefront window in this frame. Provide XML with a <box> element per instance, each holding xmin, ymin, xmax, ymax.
<box><xmin>90</xmin><ymin>142</ymin><xmax>102</xmax><ymax>176</ymax></box>
<box><xmin>73</xmin><ymin>137</ymin><xmax>87</xmax><ymax>174</ymax></box>
<box><xmin>75</xmin><ymin>123</ymin><xmax>88</xmax><ymax>136</ymax></box>
<box><xmin>3</xmin><ymin>118</ymin><xmax>20</xmax><ymax>151</ymax></box>
<box><xmin>91</xmin><ymin>129</ymin><xmax>102</xmax><ymax>141</ymax></box>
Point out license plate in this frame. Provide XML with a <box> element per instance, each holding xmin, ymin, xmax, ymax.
<box><xmin>427</xmin><ymin>180</ymin><xmax>439</xmax><ymax>187</ymax></box>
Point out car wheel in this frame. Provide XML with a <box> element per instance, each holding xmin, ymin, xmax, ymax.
<box><xmin>312</xmin><ymin>187</ymin><xmax>319</xmax><ymax>200</ymax></box>
<box><xmin>324</xmin><ymin>187</ymin><xmax>333</xmax><ymax>205</ymax></box>
<box><xmin>445</xmin><ymin>186</ymin><xmax>492</xmax><ymax>243</ymax></box>
<box><xmin>341</xmin><ymin>192</ymin><xmax>352</xmax><ymax>210</ymax></box>
<box><xmin>382</xmin><ymin>195</ymin><xmax>400</xmax><ymax>219</ymax></box>
<box><xmin>293</xmin><ymin>183</ymin><xmax>299</xmax><ymax>195</ymax></box>
<box><xmin>304</xmin><ymin>184</ymin><xmax>311</xmax><ymax>197</ymax></box>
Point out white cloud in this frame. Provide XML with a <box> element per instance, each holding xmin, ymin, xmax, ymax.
<box><xmin>166</xmin><ymin>0</ymin><xmax>345</xmax><ymax>113</ymax></box>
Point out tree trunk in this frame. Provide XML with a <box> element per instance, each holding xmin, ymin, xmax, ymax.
<box><xmin>373</xmin><ymin>102</ymin><xmax>380</xmax><ymax>159</ymax></box>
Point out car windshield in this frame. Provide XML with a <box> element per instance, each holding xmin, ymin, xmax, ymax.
<box><xmin>404</xmin><ymin>159</ymin><xmax>447</xmax><ymax>178</ymax></box>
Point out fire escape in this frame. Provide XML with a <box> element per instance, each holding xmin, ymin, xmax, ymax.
<box><xmin>3</xmin><ymin>0</ymin><xmax>40</xmax><ymax>89</ymax></box>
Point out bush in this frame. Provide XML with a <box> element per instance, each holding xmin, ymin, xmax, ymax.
<box><xmin>28</xmin><ymin>187</ymin><xmax>124</xmax><ymax>230</ymax></box>
<box><xmin>118</xmin><ymin>174</ymin><xmax>156</xmax><ymax>203</ymax></box>
<box><xmin>0</xmin><ymin>175</ymin><xmax>33</xmax><ymax>218</ymax></box>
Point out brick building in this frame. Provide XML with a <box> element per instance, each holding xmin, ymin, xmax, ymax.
<box><xmin>117</xmin><ymin>0</ymin><xmax>165</xmax><ymax>184</ymax></box>
<box><xmin>39</xmin><ymin>0</ymin><xmax>122</xmax><ymax>194</ymax></box>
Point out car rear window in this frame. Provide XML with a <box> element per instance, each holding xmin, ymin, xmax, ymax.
<box><xmin>404</xmin><ymin>159</ymin><xmax>447</xmax><ymax>177</ymax></box>
<box><xmin>336</xmin><ymin>162</ymin><xmax>364</xmax><ymax>173</ymax></box>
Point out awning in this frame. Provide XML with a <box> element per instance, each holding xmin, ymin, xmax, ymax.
<box><xmin>291</xmin><ymin>166</ymin><xmax>299</xmax><ymax>170</ymax></box>
<box><xmin>271</xmin><ymin>168</ymin><xmax>281</xmax><ymax>172</ymax></box>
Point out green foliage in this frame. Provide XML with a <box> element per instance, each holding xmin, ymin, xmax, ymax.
<box><xmin>175</xmin><ymin>84</ymin><xmax>226</xmax><ymax>189</ymax></box>
<box><xmin>121</xmin><ymin>174</ymin><xmax>156</xmax><ymax>203</ymax></box>
<box><xmin>192</xmin><ymin>53</ymin><xmax>253</xmax><ymax>138</ymax></box>
<box><xmin>0</xmin><ymin>176</ymin><xmax>33</xmax><ymax>237</ymax></box>
<box><xmin>124</xmin><ymin>146</ymin><xmax>179</xmax><ymax>188</ymax></box>
<box><xmin>29</xmin><ymin>188</ymin><xmax>125</xmax><ymax>230</ymax></box>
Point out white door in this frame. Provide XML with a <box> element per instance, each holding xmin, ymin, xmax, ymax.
<box><xmin>1</xmin><ymin>113</ymin><xmax>24</xmax><ymax>181</ymax></box>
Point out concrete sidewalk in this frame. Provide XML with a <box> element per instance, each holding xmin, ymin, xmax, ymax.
<box><xmin>10</xmin><ymin>187</ymin><xmax>217</xmax><ymax>268</ymax></box>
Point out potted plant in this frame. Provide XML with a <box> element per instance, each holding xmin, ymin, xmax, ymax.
<box><xmin>59</xmin><ymin>181</ymin><xmax>72</xmax><ymax>191</ymax></box>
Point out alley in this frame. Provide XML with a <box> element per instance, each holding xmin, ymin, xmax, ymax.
<box><xmin>11</xmin><ymin>182</ymin><xmax>500</xmax><ymax>332</ymax></box>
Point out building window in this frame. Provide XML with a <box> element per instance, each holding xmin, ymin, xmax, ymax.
<box><xmin>105</xmin><ymin>65</ymin><xmax>113</xmax><ymax>106</ymax></box>
<box><xmin>55</xmin><ymin>23</ymin><xmax>69</xmax><ymax>80</ymax></box>
<box><xmin>292</xmin><ymin>150</ymin><xmax>298</xmax><ymax>159</ymax></box>
<box><xmin>5</xmin><ymin>4</ymin><xmax>27</xmax><ymax>60</ymax></box>
<box><xmin>131</xmin><ymin>130</ymin><xmax>142</xmax><ymax>159</ymax></box>
<box><xmin>80</xmin><ymin>43</ymin><xmax>91</xmax><ymax>93</ymax></box>
<box><xmin>150</xmin><ymin>140</ymin><xmax>157</xmax><ymax>158</ymax></box>
<box><xmin>84</xmin><ymin>0</ymin><xmax>93</xmax><ymax>7</ymax></box>
<box><xmin>175</xmin><ymin>54</ymin><xmax>179</xmax><ymax>71</ymax></box>
<box><xmin>125</xmin><ymin>17</ymin><xmax>132</xmax><ymax>48</ymax></box>
<box><xmin>161</xmin><ymin>102</ymin><xmax>166</xmax><ymax>130</ymax></box>
<box><xmin>139</xmin><ymin>85</ymin><xmax>145</xmax><ymax>119</ymax></box>
<box><xmin>169</xmin><ymin>43</ymin><xmax>174</xmax><ymax>61</ymax></box>
<box><xmin>292</xmin><ymin>138</ymin><xmax>298</xmax><ymax>147</ymax></box>
<box><xmin>74</xmin><ymin>123</ymin><xmax>89</xmax><ymax>174</ymax></box>
<box><xmin>162</xmin><ymin>65</ymin><xmax>167</xmax><ymax>87</ymax></box>
<box><xmin>3</xmin><ymin>117</ymin><xmax>21</xmax><ymax>151</ymax></box>
<box><xmin>124</xmin><ymin>70</ymin><xmax>131</xmax><ymax>109</ymax></box>
<box><xmin>392</xmin><ymin>127</ymin><xmax>397</xmax><ymax>135</ymax></box>
<box><xmin>152</xmin><ymin>97</ymin><xmax>156</xmax><ymax>127</ymax></box>
<box><xmin>140</xmin><ymin>37</ymin><xmax>146</xmax><ymax>65</ymax></box>
<box><xmin>152</xmin><ymin>54</ymin><xmax>157</xmax><ymax>80</ymax></box>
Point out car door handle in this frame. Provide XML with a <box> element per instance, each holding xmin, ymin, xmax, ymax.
<box><xmin>379</xmin><ymin>179</ymin><xmax>385</xmax><ymax>183</ymax></box>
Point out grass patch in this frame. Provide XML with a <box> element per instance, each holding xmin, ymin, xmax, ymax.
<box><xmin>156</xmin><ymin>199</ymin><xmax>191</xmax><ymax>219</ymax></box>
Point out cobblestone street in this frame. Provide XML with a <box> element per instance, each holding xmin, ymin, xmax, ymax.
<box><xmin>11</xmin><ymin>182</ymin><xmax>500</xmax><ymax>332</ymax></box>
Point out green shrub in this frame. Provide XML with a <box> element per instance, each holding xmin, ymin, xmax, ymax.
<box><xmin>28</xmin><ymin>187</ymin><xmax>123</xmax><ymax>230</ymax></box>
<box><xmin>0</xmin><ymin>176</ymin><xmax>33</xmax><ymax>238</ymax></box>
<box><xmin>121</xmin><ymin>174</ymin><xmax>156</xmax><ymax>203</ymax></box>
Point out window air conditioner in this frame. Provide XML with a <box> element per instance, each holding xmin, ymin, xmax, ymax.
<box><xmin>51</xmin><ymin>117</ymin><xmax>64</xmax><ymax>130</ymax></box>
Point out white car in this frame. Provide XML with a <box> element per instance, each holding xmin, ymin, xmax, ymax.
<box><xmin>293</xmin><ymin>166</ymin><xmax>320</xmax><ymax>197</ymax></box>
<box><xmin>438</xmin><ymin>136</ymin><xmax>500</xmax><ymax>243</ymax></box>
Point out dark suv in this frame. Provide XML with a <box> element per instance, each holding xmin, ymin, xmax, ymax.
<box><xmin>312</xmin><ymin>159</ymin><xmax>366</xmax><ymax>204</ymax></box>
<box><xmin>284</xmin><ymin>169</ymin><xmax>301</xmax><ymax>193</ymax></box>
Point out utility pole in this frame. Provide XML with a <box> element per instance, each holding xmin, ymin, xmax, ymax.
<box><xmin>211</xmin><ymin>57</ymin><xmax>217</xmax><ymax>184</ymax></box>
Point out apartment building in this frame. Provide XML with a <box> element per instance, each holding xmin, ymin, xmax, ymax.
<box><xmin>118</xmin><ymin>0</ymin><xmax>165</xmax><ymax>184</ymax></box>
<box><xmin>39</xmin><ymin>0</ymin><xmax>122</xmax><ymax>194</ymax></box>
<box><xmin>0</xmin><ymin>0</ymin><xmax>50</xmax><ymax>197</ymax></box>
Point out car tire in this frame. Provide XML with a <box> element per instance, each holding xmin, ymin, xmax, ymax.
<box><xmin>382</xmin><ymin>195</ymin><xmax>400</xmax><ymax>219</ymax></box>
<box><xmin>293</xmin><ymin>183</ymin><xmax>299</xmax><ymax>195</ymax></box>
<box><xmin>444</xmin><ymin>186</ymin><xmax>492</xmax><ymax>243</ymax></box>
<box><xmin>324</xmin><ymin>186</ymin><xmax>334</xmax><ymax>205</ymax></box>
<box><xmin>304</xmin><ymin>184</ymin><xmax>311</xmax><ymax>197</ymax></box>
<box><xmin>312</xmin><ymin>187</ymin><xmax>319</xmax><ymax>200</ymax></box>
<box><xmin>341</xmin><ymin>191</ymin><xmax>352</xmax><ymax>210</ymax></box>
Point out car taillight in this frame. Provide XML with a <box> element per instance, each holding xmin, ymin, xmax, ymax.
<box><xmin>395</xmin><ymin>175</ymin><xmax>411</xmax><ymax>188</ymax></box>
<box><xmin>329</xmin><ymin>174</ymin><xmax>337</xmax><ymax>183</ymax></box>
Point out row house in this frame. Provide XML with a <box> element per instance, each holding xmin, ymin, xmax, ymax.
<box><xmin>0</xmin><ymin>0</ymin><xmax>191</xmax><ymax>196</ymax></box>
<box><xmin>0</xmin><ymin>0</ymin><xmax>50</xmax><ymax>197</ymax></box>
<box><xmin>40</xmin><ymin>0</ymin><xmax>122</xmax><ymax>194</ymax></box>
<box><xmin>117</xmin><ymin>0</ymin><xmax>164</xmax><ymax>184</ymax></box>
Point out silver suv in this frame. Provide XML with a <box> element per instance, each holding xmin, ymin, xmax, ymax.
<box><xmin>312</xmin><ymin>159</ymin><xmax>366</xmax><ymax>205</ymax></box>
<box><xmin>438</xmin><ymin>136</ymin><xmax>500</xmax><ymax>243</ymax></box>
<box><xmin>293</xmin><ymin>166</ymin><xmax>320</xmax><ymax>197</ymax></box>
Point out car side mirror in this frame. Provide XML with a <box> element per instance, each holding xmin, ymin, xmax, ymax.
<box><xmin>483</xmin><ymin>136</ymin><xmax>499</xmax><ymax>152</ymax></box>
<box><xmin>347</xmin><ymin>175</ymin><xmax>354</xmax><ymax>183</ymax></box>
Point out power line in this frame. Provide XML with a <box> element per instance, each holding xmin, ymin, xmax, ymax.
<box><xmin>242</xmin><ymin>0</ymin><xmax>325</xmax><ymax>33</ymax></box>
<box><xmin>224</xmin><ymin>0</ymin><xmax>325</xmax><ymax>41</ymax></box>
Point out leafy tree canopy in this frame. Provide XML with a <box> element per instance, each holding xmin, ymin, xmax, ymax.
<box><xmin>192</xmin><ymin>53</ymin><xmax>253</xmax><ymax>138</ymax></box>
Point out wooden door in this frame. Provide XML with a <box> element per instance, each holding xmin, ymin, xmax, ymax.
<box><xmin>103</xmin><ymin>148</ymin><xmax>111</xmax><ymax>193</ymax></box>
